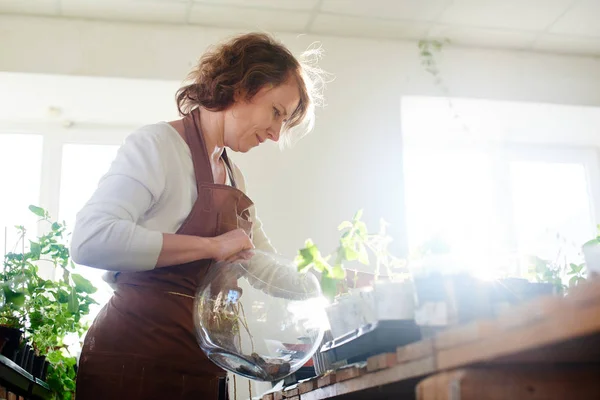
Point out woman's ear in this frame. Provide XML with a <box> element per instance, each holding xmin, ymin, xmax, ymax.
<box><xmin>233</xmin><ymin>88</ymin><xmax>247</xmax><ymax>103</ymax></box>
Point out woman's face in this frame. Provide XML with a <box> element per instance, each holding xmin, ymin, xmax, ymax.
<box><xmin>223</xmin><ymin>77</ymin><xmax>300</xmax><ymax>152</ymax></box>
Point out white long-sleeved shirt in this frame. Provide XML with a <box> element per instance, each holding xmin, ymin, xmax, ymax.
<box><xmin>70</xmin><ymin>122</ymin><xmax>275</xmax><ymax>280</ymax></box>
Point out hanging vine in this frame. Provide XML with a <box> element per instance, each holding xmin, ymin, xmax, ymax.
<box><xmin>417</xmin><ymin>38</ymin><xmax>475</xmax><ymax>140</ymax></box>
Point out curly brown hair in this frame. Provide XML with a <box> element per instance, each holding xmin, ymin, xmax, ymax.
<box><xmin>176</xmin><ymin>32</ymin><xmax>328</xmax><ymax>147</ymax></box>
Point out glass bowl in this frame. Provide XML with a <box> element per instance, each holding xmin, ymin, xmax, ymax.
<box><xmin>194</xmin><ymin>250</ymin><xmax>327</xmax><ymax>381</ymax></box>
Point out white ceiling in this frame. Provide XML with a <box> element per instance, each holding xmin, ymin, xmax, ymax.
<box><xmin>1</xmin><ymin>0</ymin><xmax>599</xmax><ymax>56</ymax></box>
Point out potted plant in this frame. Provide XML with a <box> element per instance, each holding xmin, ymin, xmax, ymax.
<box><xmin>0</xmin><ymin>252</ymin><xmax>27</xmax><ymax>360</ymax></box>
<box><xmin>582</xmin><ymin>224</ymin><xmax>600</xmax><ymax>279</ymax></box>
<box><xmin>2</xmin><ymin>205</ymin><xmax>98</xmax><ymax>399</ymax></box>
<box><xmin>295</xmin><ymin>210</ymin><xmax>414</xmax><ymax>341</ymax></box>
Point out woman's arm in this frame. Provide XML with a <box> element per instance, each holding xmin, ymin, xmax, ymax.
<box><xmin>71</xmin><ymin>126</ymin><xmax>252</xmax><ymax>271</ymax></box>
<box><xmin>157</xmin><ymin>229</ymin><xmax>253</xmax><ymax>267</ymax></box>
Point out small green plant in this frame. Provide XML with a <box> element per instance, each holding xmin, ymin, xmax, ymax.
<box><xmin>583</xmin><ymin>224</ymin><xmax>600</xmax><ymax>248</ymax></box>
<box><xmin>295</xmin><ymin>210</ymin><xmax>406</xmax><ymax>301</ymax></box>
<box><xmin>528</xmin><ymin>255</ymin><xmax>587</xmax><ymax>295</ymax></box>
<box><xmin>1</xmin><ymin>205</ymin><xmax>98</xmax><ymax>400</ymax></box>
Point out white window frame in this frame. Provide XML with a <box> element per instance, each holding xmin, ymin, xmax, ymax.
<box><xmin>0</xmin><ymin>121</ymin><xmax>131</xmax><ymax>278</ymax></box>
<box><xmin>402</xmin><ymin>141</ymin><xmax>600</xmax><ymax>275</ymax></box>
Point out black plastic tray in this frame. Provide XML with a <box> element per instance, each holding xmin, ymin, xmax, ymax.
<box><xmin>320</xmin><ymin>320</ymin><xmax>421</xmax><ymax>364</ymax></box>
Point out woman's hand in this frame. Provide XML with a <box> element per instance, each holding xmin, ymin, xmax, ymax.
<box><xmin>209</xmin><ymin>228</ymin><xmax>254</xmax><ymax>262</ymax></box>
<box><xmin>155</xmin><ymin>230</ymin><xmax>253</xmax><ymax>269</ymax></box>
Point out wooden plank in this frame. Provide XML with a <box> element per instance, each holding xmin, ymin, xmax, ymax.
<box><xmin>283</xmin><ymin>385</ymin><xmax>299</xmax><ymax>397</ymax></box>
<box><xmin>437</xmin><ymin>301</ymin><xmax>600</xmax><ymax>370</ymax></box>
<box><xmin>416</xmin><ymin>367</ymin><xmax>600</xmax><ymax>400</ymax></box>
<box><xmin>335</xmin><ymin>366</ymin><xmax>366</xmax><ymax>382</ymax></box>
<box><xmin>261</xmin><ymin>393</ymin><xmax>274</xmax><ymax>400</ymax></box>
<box><xmin>495</xmin><ymin>295</ymin><xmax>564</xmax><ymax>330</ymax></box>
<box><xmin>564</xmin><ymin>279</ymin><xmax>600</xmax><ymax>307</ymax></box>
<box><xmin>301</xmin><ymin>356</ymin><xmax>435</xmax><ymax>400</ymax></box>
<box><xmin>273</xmin><ymin>391</ymin><xmax>283</xmax><ymax>400</ymax></box>
<box><xmin>434</xmin><ymin>320</ymin><xmax>497</xmax><ymax>350</ymax></box>
<box><xmin>298</xmin><ymin>378</ymin><xmax>319</xmax><ymax>394</ymax></box>
<box><xmin>317</xmin><ymin>372</ymin><xmax>336</xmax><ymax>388</ymax></box>
<box><xmin>367</xmin><ymin>352</ymin><xmax>397</xmax><ymax>372</ymax></box>
<box><xmin>397</xmin><ymin>338</ymin><xmax>434</xmax><ymax>362</ymax></box>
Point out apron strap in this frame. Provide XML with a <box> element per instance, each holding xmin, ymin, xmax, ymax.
<box><xmin>182</xmin><ymin>108</ymin><xmax>238</xmax><ymax>189</ymax></box>
<box><xmin>221</xmin><ymin>149</ymin><xmax>238</xmax><ymax>189</ymax></box>
<box><xmin>182</xmin><ymin>108</ymin><xmax>215</xmax><ymax>186</ymax></box>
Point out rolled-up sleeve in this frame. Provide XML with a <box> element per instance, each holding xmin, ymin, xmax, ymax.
<box><xmin>70</xmin><ymin>129</ymin><xmax>166</xmax><ymax>272</ymax></box>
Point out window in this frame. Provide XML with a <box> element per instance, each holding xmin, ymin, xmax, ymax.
<box><xmin>401</xmin><ymin>96</ymin><xmax>600</xmax><ymax>278</ymax></box>
<box><xmin>59</xmin><ymin>144</ymin><xmax>120</xmax><ymax>312</ymax></box>
<box><xmin>0</xmin><ymin>134</ymin><xmax>43</xmax><ymax>256</ymax></box>
<box><xmin>0</xmin><ymin>130</ymin><xmax>125</xmax><ymax>321</ymax></box>
<box><xmin>403</xmin><ymin>147</ymin><xmax>504</xmax><ymax>271</ymax></box>
<box><xmin>509</xmin><ymin>160</ymin><xmax>595</xmax><ymax>261</ymax></box>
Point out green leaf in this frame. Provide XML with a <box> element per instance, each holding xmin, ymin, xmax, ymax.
<box><xmin>314</xmin><ymin>257</ymin><xmax>333</xmax><ymax>275</ymax></box>
<box><xmin>355</xmin><ymin>221</ymin><xmax>368</xmax><ymax>238</ymax></box>
<box><xmin>337</xmin><ymin>221</ymin><xmax>352</xmax><ymax>231</ymax></box>
<box><xmin>57</xmin><ymin>289</ymin><xmax>70</xmax><ymax>304</ymax></box>
<box><xmin>320</xmin><ymin>274</ymin><xmax>338</xmax><ymax>301</ymax></box>
<box><xmin>330</xmin><ymin>264</ymin><xmax>346</xmax><ymax>280</ymax></box>
<box><xmin>569</xmin><ymin>275</ymin><xmax>578</xmax><ymax>288</ymax></box>
<box><xmin>295</xmin><ymin>256</ymin><xmax>313</xmax><ymax>273</ymax></box>
<box><xmin>29</xmin><ymin>205</ymin><xmax>46</xmax><ymax>217</ymax></box>
<box><xmin>3</xmin><ymin>287</ymin><xmax>26</xmax><ymax>307</ymax></box>
<box><xmin>52</xmin><ymin>222</ymin><xmax>61</xmax><ymax>231</ymax></box>
<box><xmin>71</xmin><ymin>273</ymin><xmax>97</xmax><ymax>294</ymax></box>
<box><xmin>342</xmin><ymin>246</ymin><xmax>359</xmax><ymax>261</ymax></box>
<box><xmin>67</xmin><ymin>287</ymin><xmax>78</xmax><ymax>313</ymax></box>
<box><xmin>353</xmin><ymin>209</ymin><xmax>363</xmax><ymax>221</ymax></box>
<box><xmin>357</xmin><ymin>243</ymin><xmax>369</xmax><ymax>265</ymax></box>
<box><xmin>29</xmin><ymin>241</ymin><xmax>42</xmax><ymax>258</ymax></box>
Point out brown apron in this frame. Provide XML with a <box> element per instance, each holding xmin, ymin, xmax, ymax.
<box><xmin>75</xmin><ymin>109</ymin><xmax>254</xmax><ymax>400</ymax></box>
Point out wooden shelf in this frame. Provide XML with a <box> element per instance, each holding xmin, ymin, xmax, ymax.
<box><xmin>269</xmin><ymin>278</ymin><xmax>600</xmax><ymax>400</ymax></box>
<box><xmin>0</xmin><ymin>355</ymin><xmax>51</xmax><ymax>399</ymax></box>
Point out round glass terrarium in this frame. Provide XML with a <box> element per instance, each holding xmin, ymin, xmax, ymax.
<box><xmin>194</xmin><ymin>250</ymin><xmax>327</xmax><ymax>381</ymax></box>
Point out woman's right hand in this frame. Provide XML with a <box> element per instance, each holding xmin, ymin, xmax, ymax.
<box><xmin>210</xmin><ymin>228</ymin><xmax>254</xmax><ymax>262</ymax></box>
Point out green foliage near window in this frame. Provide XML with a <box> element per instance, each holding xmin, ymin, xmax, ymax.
<box><xmin>528</xmin><ymin>255</ymin><xmax>587</xmax><ymax>295</ymax></box>
<box><xmin>1</xmin><ymin>205</ymin><xmax>97</xmax><ymax>400</ymax></box>
<box><xmin>295</xmin><ymin>210</ymin><xmax>406</xmax><ymax>301</ymax></box>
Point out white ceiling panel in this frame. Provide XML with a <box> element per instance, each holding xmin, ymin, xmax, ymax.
<box><xmin>534</xmin><ymin>33</ymin><xmax>600</xmax><ymax>56</ymax></box>
<box><xmin>61</xmin><ymin>0</ymin><xmax>188</xmax><ymax>24</ymax></box>
<box><xmin>428</xmin><ymin>24</ymin><xmax>538</xmax><ymax>50</ymax></box>
<box><xmin>439</xmin><ymin>0</ymin><xmax>576</xmax><ymax>31</ymax></box>
<box><xmin>193</xmin><ymin>0</ymin><xmax>320</xmax><ymax>11</ymax></box>
<box><xmin>321</xmin><ymin>0</ymin><xmax>450</xmax><ymax>21</ymax></box>
<box><xmin>0</xmin><ymin>0</ymin><xmax>597</xmax><ymax>57</ymax></box>
<box><xmin>189</xmin><ymin>4</ymin><xmax>311</xmax><ymax>32</ymax></box>
<box><xmin>549</xmin><ymin>0</ymin><xmax>600</xmax><ymax>37</ymax></box>
<box><xmin>0</xmin><ymin>0</ymin><xmax>57</xmax><ymax>16</ymax></box>
<box><xmin>311</xmin><ymin>14</ymin><xmax>430</xmax><ymax>40</ymax></box>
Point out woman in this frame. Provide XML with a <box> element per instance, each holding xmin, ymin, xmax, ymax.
<box><xmin>71</xmin><ymin>32</ymin><xmax>325</xmax><ymax>399</ymax></box>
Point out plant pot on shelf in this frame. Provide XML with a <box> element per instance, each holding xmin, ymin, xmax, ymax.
<box><xmin>412</xmin><ymin>272</ymin><xmax>495</xmax><ymax>337</ymax></box>
<box><xmin>583</xmin><ymin>242</ymin><xmax>600</xmax><ymax>279</ymax></box>
<box><xmin>372</xmin><ymin>280</ymin><xmax>416</xmax><ymax>321</ymax></box>
<box><xmin>32</xmin><ymin>354</ymin><xmax>46</xmax><ymax>379</ymax></box>
<box><xmin>324</xmin><ymin>289</ymin><xmax>375</xmax><ymax>340</ymax></box>
<box><xmin>0</xmin><ymin>326</ymin><xmax>23</xmax><ymax>361</ymax></box>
